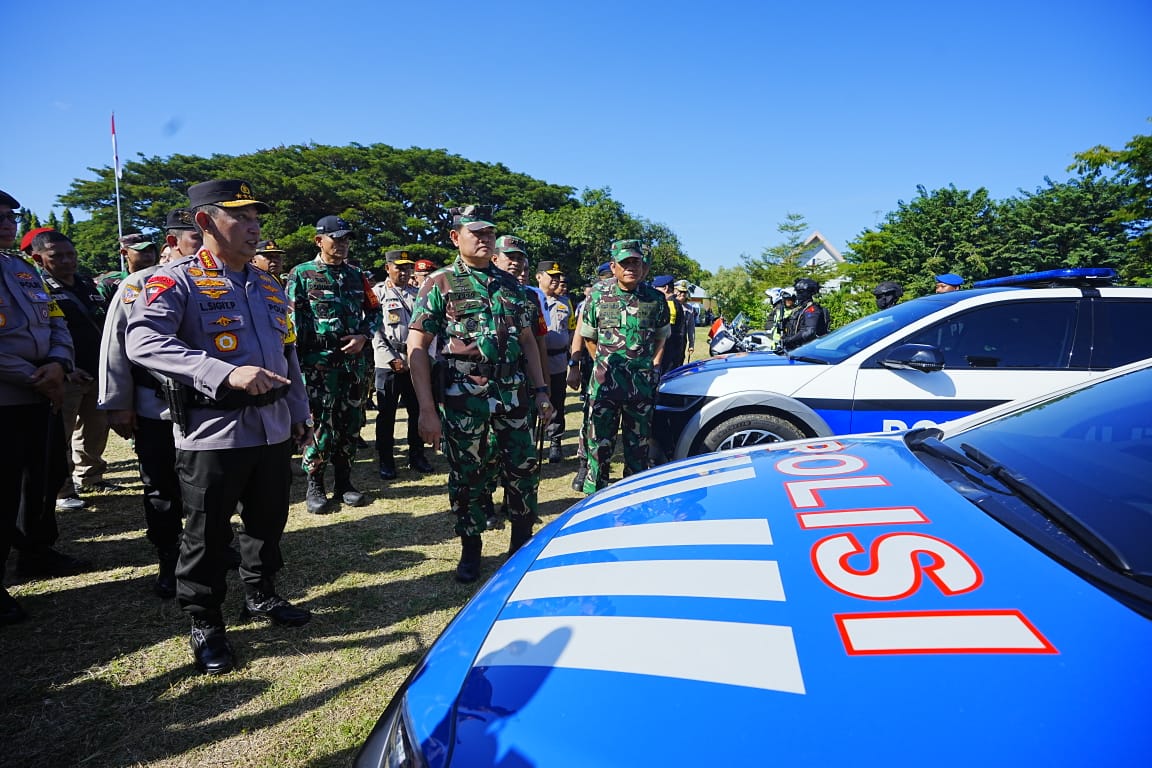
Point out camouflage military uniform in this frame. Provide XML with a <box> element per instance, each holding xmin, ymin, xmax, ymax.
<box><xmin>580</xmin><ymin>277</ymin><xmax>670</xmax><ymax>493</ymax></box>
<box><xmin>410</xmin><ymin>257</ymin><xmax>541</xmax><ymax>536</ymax></box>
<box><xmin>287</xmin><ymin>257</ymin><xmax>381</xmax><ymax>476</ymax></box>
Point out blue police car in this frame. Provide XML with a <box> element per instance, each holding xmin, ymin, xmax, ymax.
<box><xmin>355</xmin><ymin>356</ymin><xmax>1152</xmax><ymax>767</ymax></box>
<box><xmin>655</xmin><ymin>268</ymin><xmax>1152</xmax><ymax>460</ymax></box>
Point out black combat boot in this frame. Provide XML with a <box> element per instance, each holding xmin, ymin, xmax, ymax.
<box><xmin>190</xmin><ymin>616</ymin><xmax>234</xmax><ymax>675</ymax></box>
<box><xmin>334</xmin><ymin>459</ymin><xmax>366</xmax><ymax>507</ymax></box>
<box><xmin>455</xmin><ymin>535</ymin><xmax>483</xmax><ymax>584</ymax></box>
<box><xmin>377</xmin><ymin>458</ymin><xmax>397</xmax><ymax>481</ymax></box>
<box><xmin>571</xmin><ymin>461</ymin><xmax>588</xmax><ymax>493</ymax></box>
<box><xmin>305</xmin><ymin>471</ymin><xmax>330</xmax><ymax>514</ymax></box>
<box><xmin>508</xmin><ymin>517</ymin><xmax>535</xmax><ymax>556</ymax></box>
<box><xmin>482</xmin><ymin>494</ymin><xmax>503</xmax><ymax>530</ymax></box>
<box><xmin>240</xmin><ymin>580</ymin><xmax>312</xmax><ymax>627</ymax></box>
<box><xmin>548</xmin><ymin>440</ymin><xmax>563</xmax><ymax>463</ymax></box>
<box><xmin>154</xmin><ymin>549</ymin><xmax>178</xmax><ymax>599</ymax></box>
<box><xmin>408</xmin><ymin>449</ymin><xmax>433</xmax><ymax>474</ymax></box>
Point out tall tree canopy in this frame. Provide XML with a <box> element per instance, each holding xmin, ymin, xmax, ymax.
<box><xmin>56</xmin><ymin>143</ymin><xmax>695</xmax><ymax>280</ymax></box>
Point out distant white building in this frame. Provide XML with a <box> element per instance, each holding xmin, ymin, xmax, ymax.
<box><xmin>799</xmin><ymin>231</ymin><xmax>846</xmax><ymax>291</ymax></box>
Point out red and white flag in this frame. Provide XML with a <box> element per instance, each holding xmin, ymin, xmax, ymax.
<box><xmin>111</xmin><ymin>112</ymin><xmax>122</xmax><ymax>179</ymax></box>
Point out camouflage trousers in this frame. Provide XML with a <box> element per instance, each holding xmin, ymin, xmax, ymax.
<box><xmin>582</xmin><ymin>397</ymin><xmax>654</xmax><ymax>494</ymax></box>
<box><xmin>442</xmin><ymin>386</ymin><xmax>539</xmax><ymax>537</ymax></box>
<box><xmin>302</xmin><ymin>363</ymin><xmax>368</xmax><ymax>474</ymax></box>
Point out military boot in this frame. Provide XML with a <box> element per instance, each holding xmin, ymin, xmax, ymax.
<box><xmin>482</xmin><ymin>494</ymin><xmax>503</xmax><ymax>530</ymax></box>
<box><xmin>240</xmin><ymin>580</ymin><xmax>312</xmax><ymax>627</ymax></box>
<box><xmin>190</xmin><ymin>616</ymin><xmax>234</xmax><ymax>675</ymax></box>
<box><xmin>571</xmin><ymin>460</ymin><xmax>588</xmax><ymax>492</ymax></box>
<box><xmin>305</xmin><ymin>472</ymin><xmax>330</xmax><ymax>515</ymax></box>
<box><xmin>508</xmin><ymin>516</ymin><xmax>534</xmax><ymax>556</ymax></box>
<box><xmin>455</xmin><ymin>535</ymin><xmax>483</xmax><ymax>583</ymax></box>
<box><xmin>334</xmin><ymin>459</ymin><xmax>366</xmax><ymax>507</ymax></box>
<box><xmin>548</xmin><ymin>440</ymin><xmax>564</xmax><ymax>463</ymax></box>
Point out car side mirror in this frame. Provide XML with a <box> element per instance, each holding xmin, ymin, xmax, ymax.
<box><xmin>878</xmin><ymin>343</ymin><xmax>945</xmax><ymax>372</ymax></box>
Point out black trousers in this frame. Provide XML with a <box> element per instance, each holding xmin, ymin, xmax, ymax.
<box><xmin>374</xmin><ymin>369</ymin><xmax>422</xmax><ymax>463</ymax></box>
<box><xmin>135</xmin><ymin>416</ymin><xmax>182</xmax><ymax>556</ymax></box>
<box><xmin>544</xmin><ymin>370</ymin><xmax>567</xmax><ymax>442</ymax></box>
<box><xmin>174</xmin><ymin>440</ymin><xmax>292</xmax><ymax>622</ymax></box>
<box><xmin>1</xmin><ymin>403</ymin><xmax>65</xmax><ymax>577</ymax></box>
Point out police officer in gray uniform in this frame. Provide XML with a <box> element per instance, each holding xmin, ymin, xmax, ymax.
<box><xmin>372</xmin><ymin>248</ymin><xmax>432</xmax><ymax>479</ymax></box>
<box><xmin>125</xmin><ymin>180</ymin><xmax>313</xmax><ymax>675</ymax></box>
<box><xmin>0</xmin><ymin>189</ymin><xmax>75</xmax><ymax>623</ymax></box>
<box><xmin>99</xmin><ymin>208</ymin><xmax>198</xmax><ymax>599</ymax></box>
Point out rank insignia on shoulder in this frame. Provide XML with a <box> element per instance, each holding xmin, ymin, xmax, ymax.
<box><xmin>188</xmin><ymin>267</ymin><xmax>205</xmax><ymax>277</ymax></box>
<box><xmin>197</xmin><ymin>250</ymin><xmax>221</xmax><ymax>271</ymax></box>
<box><xmin>145</xmin><ymin>275</ymin><xmax>177</xmax><ymax>305</ymax></box>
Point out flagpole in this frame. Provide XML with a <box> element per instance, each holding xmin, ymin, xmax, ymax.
<box><xmin>111</xmin><ymin>111</ymin><xmax>125</xmax><ymax>272</ymax></box>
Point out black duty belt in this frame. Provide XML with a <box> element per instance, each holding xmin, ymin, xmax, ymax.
<box><xmin>131</xmin><ymin>366</ymin><xmax>161</xmax><ymax>390</ymax></box>
<box><xmin>447</xmin><ymin>357</ymin><xmax>519</xmax><ymax>379</ymax></box>
<box><xmin>547</xmin><ymin>348</ymin><xmax>568</xmax><ymax>356</ymax></box>
<box><xmin>188</xmin><ymin>386</ymin><xmax>290</xmax><ymax>410</ymax></box>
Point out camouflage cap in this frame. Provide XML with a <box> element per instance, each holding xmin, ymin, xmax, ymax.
<box><xmin>450</xmin><ymin>204</ymin><xmax>495</xmax><ymax>231</ymax></box>
<box><xmin>610</xmin><ymin>238</ymin><xmax>646</xmax><ymax>263</ymax></box>
<box><xmin>495</xmin><ymin>235</ymin><xmax>528</xmax><ymax>254</ymax></box>
<box><xmin>119</xmin><ymin>232</ymin><xmax>157</xmax><ymax>252</ymax></box>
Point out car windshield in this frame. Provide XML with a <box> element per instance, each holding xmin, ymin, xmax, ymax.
<box><xmin>942</xmin><ymin>365</ymin><xmax>1152</xmax><ymax>579</ymax></box>
<box><xmin>787</xmin><ymin>295</ymin><xmax>961</xmax><ymax>363</ymax></box>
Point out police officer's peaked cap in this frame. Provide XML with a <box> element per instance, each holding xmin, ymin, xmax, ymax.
<box><xmin>256</xmin><ymin>240</ymin><xmax>284</xmax><ymax>254</ymax></box>
<box><xmin>187</xmin><ymin>179</ymin><xmax>270</xmax><ymax>213</ymax></box>
<box><xmin>316</xmin><ymin>215</ymin><xmax>353</xmax><ymax>238</ymax></box>
<box><xmin>674</xmin><ymin>279</ymin><xmax>690</xmax><ymax>291</ymax></box>
<box><xmin>165</xmin><ymin>208</ymin><xmax>196</xmax><ymax>231</ymax></box>
<box><xmin>495</xmin><ymin>235</ymin><xmax>528</xmax><ymax>254</ymax></box>
<box><xmin>450</xmin><ymin>204</ymin><xmax>495</xmax><ymax>231</ymax></box>
<box><xmin>535</xmin><ymin>260</ymin><xmax>563</xmax><ymax>275</ymax></box>
<box><xmin>386</xmin><ymin>249</ymin><xmax>415</xmax><ymax>265</ymax></box>
<box><xmin>652</xmin><ymin>275</ymin><xmax>674</xmax><ymax>288</ymax></box>
<box><xmin>0</xmin><ymin>190</ymin><xmax>19</xmax><ymax>209</ymax></box>
<box><xmin>935</xmin><ymin>273</ymin><xmax>964</xmax><ymax>286</ymax></box>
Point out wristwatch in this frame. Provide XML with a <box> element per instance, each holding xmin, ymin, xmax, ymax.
<box><xmin>534</xmin><ymin>385</ymin><xmax>549</xmax><ymax>395</ymax></box>
<box><xmin>567</xmin><ymin>358</ymin><xmax>580</xmax><ymax>367</ymax></box>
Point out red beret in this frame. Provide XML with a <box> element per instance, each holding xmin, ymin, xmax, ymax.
<box><xmin>20</xmin><ymin>226</ymin><xmax>55</xmax><ymax>252</ymax></box>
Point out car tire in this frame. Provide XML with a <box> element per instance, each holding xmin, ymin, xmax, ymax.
<box><xmin>700</xmin><ymin>412</ymin><xmax>806</xmax><ymax>453</ymax></box>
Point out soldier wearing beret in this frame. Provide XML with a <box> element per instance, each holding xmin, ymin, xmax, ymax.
<box><xmin>0</xmin><ymin>190</ymin><xmax>78</xmax><ymax>623</ymax></box>
<box><xmin>372</xmin><ymin>248</ymin><xmax>432</xmax><ymax>479</ymax></box>
<box><xmin>125</xmin><ymin>180</ymin><xmax>314</xmax><ymax>675</ymax></box>
<box><xmin>578</xmin><ymin>239</ymin><xmax>669</xmax><ymax>494</ymax></box>
<box><xmin>286</xmin><ymin>215</ymin><xmax>381</xmax><ymax>513</ymax></box>
<box><xmin>407</xmin><ymin>205</ymin><xmax>554</xmax><ymax>583</ymax></box>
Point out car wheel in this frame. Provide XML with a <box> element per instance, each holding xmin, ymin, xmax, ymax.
<box><xmin>701</xmin><ymin>412</ymin><xmax>806</xmax><ymax>453</ymax></box>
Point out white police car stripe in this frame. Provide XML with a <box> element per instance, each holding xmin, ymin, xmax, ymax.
<box><xmin>476</xmin><ymin>615</ymin><xmax>805</xmax><ymax>693</ymax></box>
<box><xmin>837</xmin><ymin>611</ymin><xmax>1055</xmax><ymax>654</ymax></box>
<box><xmin>509</xmin><ymin>559</ymin><xmax>785</xmax><ymax>602</ymax></box>
<box><xmin>541</xmin><ymin>518</ymin><xmax>774</xmax><ymax>558</ymax></box>
<box><xmin>592</xmin><ymin>453</ymin><xmax>754</xmax><ymax>502</ymax></box>
<box><xmin>564</xmin><ymin>463</ymin><xmax>756</xmax><ymax>528</ymax></box>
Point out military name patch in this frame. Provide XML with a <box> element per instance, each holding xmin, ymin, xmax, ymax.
<box><xmin>199</xmin><ymin>300</ymin><xmax>236</xmax><ymax>311</ymax></box>
<box><xmin>214</xmin><ymin>332</ymin><xmax>239</xmax><ymax>352</ymax></box>
<box><xmin>145</xmin><ymin>275</ymin><xmax>176</xmax><ymax>305</ymax></box>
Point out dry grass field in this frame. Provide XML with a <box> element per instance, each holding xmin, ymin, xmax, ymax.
<box><xmin>1</xmin><ymin>329</ymin><xmax>709</xmax><ymax>767</ymax></box>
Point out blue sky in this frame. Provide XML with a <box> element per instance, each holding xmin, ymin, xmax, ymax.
<box><xmin>6</xmin><ymin>0</ymin><xmax>1149</xmax><ymax>272</ymax></box>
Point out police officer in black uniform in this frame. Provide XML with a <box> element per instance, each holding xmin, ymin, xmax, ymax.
<box><xmin>780</xmin><ymin>277</ymin><xmax>830</xmax><ymax>351</ymax></box>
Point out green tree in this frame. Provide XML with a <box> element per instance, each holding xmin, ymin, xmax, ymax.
<box><xmin>60</xmin><ymin>208</ymin><xmax>75</xmax><ymax>238</ymax></box>
<box><xmin>702</xmin><ymin>265</ymin><xmax>759</xmax><ymax>324</ymax></box>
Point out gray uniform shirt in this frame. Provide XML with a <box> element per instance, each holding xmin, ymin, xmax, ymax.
<box><xmin>124</xmin><ymin>250</ymin><xmax>309</xmax><ymax>451</ymax></box>
<box><xmin>372</xmin><ymin>279</ymin><xmax>417</xmax><ymax>370</ymax></box>
<box><xmin>0</xmin><ymin>251</ymin><xmax>74</xmax><ymax>405</ymax></box>
<box><xmin>98</xmin><ymin>265</ymin><xmax>169</xmax><ymax>420</ymax></box>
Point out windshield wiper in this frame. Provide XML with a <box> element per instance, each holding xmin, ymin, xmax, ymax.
<box><xmin>788</xmin><ymin>355</ymin><xmax>828</xmax><ymax>365</ymax></box>
<box><xmin>958</xmin><ymin>442</ymin><xmax>1132</xmax><ymax>573</ymax></box>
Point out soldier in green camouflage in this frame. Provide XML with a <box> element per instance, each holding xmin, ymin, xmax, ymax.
<box><xmin>407</xmin><ymin>206</ymin><xmax>554</xmax><ymax>583</ymax></box>
<box><xmin>579</xmin><ymin>239</ymin><xmax>670</xmax><ymax>494</ymax></box>
<box><xmin>286</xmin><ymin>215</ymin><xmax>382</xmax><ymax>513</ymax></box>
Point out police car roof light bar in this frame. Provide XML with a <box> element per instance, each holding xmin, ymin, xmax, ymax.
<box><xmin>974</xmin><ymin>267</ymin><xmax>1118</xmax><ymax>289</ymax></box>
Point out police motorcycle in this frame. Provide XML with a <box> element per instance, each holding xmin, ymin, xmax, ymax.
<box><xmin>707</xmin><ymin>312</ymin><xmax>775</xmax><ymax>355</ymax></box>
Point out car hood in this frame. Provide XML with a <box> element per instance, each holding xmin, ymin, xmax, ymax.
<box><xmin>404</xmin><ymin>437</ymin><xmax>1152</xmax><ymax>767</ymax></box>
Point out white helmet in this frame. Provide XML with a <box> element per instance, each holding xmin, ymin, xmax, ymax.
<box><xmin>780</xmin><ymin>287</ymin><xmax>797</xmax><ymax>300</ymax></box>
<box><xmin>764</xmin><ymin>287</ymin><xmax>784</xmax><ymax>305</ymax></box>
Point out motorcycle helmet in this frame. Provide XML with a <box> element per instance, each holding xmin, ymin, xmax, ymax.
<box><xmin>780</xmin><ymin>287</ymin><xmax>796</xmax><ymax>302</ymax></box>
<box><xmin>764</xmin><ymin>287</ymin><xmax>784</xmax><ymax>305</ymax></box>
<box><xmin>872</xmin><ymin>281</ymin><xmax>904</xmax><ymax>310</ymax></box>
<box><xmin>793</xmin><ymin>277</ymin><xmax>820</xmax><ymax>302</ymax></box>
